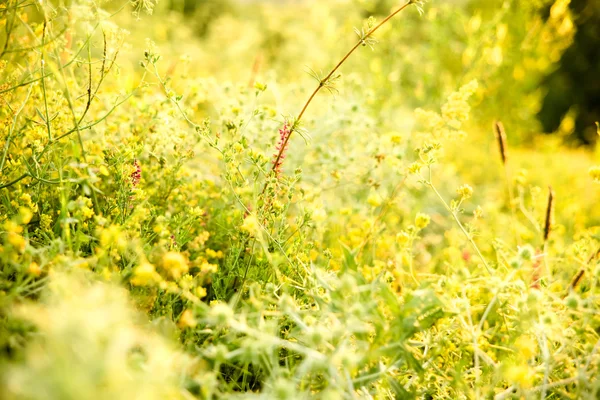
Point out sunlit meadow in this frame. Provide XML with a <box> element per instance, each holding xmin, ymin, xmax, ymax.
<box><xmin>1</xmin><ymin>0</ymin><xmax>599</xmax><ymax>398</ymax></box>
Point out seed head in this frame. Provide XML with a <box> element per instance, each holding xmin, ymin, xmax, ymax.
<box><xmin>272</xmin><ymin>123</ymin><xmax>292</xmax><ymax>177</ymax></box>
<box><xmin>131</xmin><ymin>159</ymin><xmax>141</xmax><ymax>187</ymax></box>
<box><xmin>494</xmin><ymin>120</ymin><xmax>508</xmax><ymax>165</ymax></box>
<box><xmin>543</xmin><ymin>186</ymin><xmax>554</xmax><ymax>242</ymax></box>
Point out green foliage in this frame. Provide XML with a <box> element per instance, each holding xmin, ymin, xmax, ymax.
<box><xmin>1</xmin><ymin>0</ymin><xmax>599</xmax><ymax>399</ymax></box>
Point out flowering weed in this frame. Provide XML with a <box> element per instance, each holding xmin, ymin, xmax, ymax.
<box><xmin>1</xmin><ymin>0</ymin><xmax>599</xmax><ymax>399</ymax></box>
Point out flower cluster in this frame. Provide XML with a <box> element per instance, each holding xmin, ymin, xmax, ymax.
<box><xmin>272</xmin><ymin>123</ymin><xmax>291</xmax><ymax>177</ymax></box>
<box><xmin>131</xmin><ymin>160</ymin><xmax>142</xmax><ymax>187</ymax></box>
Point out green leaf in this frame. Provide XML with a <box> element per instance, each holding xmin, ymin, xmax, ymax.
<box><xmin>387</xmin><ymin>375</ymin><xmax>416</xmax><ymax>399</ymax></box>
<box><xmin>340</xmin><ymin>241</ymin><xmax>358</xmax><ymax>272</ymax></box>
<box><xmin>396</xmin><ymin>289</ymin><xmax>444</xmax><ymax>339</ymax></box>
<box><xmin>379</xmin><ymin>282</ymin><xmax>401</xmax><ymax>315</ymax></box>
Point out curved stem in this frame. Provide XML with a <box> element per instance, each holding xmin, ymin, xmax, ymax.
<box><xmin>269</xmin><ymin>1</ymin><xmax>413</xmax><ymax>177</ymax></box>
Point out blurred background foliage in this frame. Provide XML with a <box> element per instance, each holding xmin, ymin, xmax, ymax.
<box><xmin>154</xmin><ymin>0</ymin><xmax>598</xmax><ymax>145</ymax></box>
<box><xmin>538</xmin><ymin>0</ymin><xmax>600</xmax><ymax>144</ymax></box>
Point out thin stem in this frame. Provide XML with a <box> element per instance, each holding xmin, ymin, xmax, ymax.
<box><xmin>0</xmin><ymin>173</ymin><xmax>28</xmax><ymax>190</ymax></box>
<box><xmin>2</xmin><ymin>26</ymin><xmax>68</xmax><ymax>55</ymax></box>
<box><xmin>463</xmin><ymin>292</ymin><xmax>481</xmax><ymax>400</ymax></box>
<box><xmin>539</xmin><ymin>319</ymin><xmax>551</xmax><ymax>400</ymax></box>
<box><xmin>478</xmin><ymin>270</ymin><xmax>516</xmax><ymax>332</ymax></box>
<box><xmin>40</xmin><ymin>18</ymin><xmax>52</xmax><ymax>140</ymax></box>
<box><xmin>0</xmin><ymin>0</ymin><xmax>18</xmax><ymax>59</ymax></box>
<box><xmin>427</xmin><ymin>166</ymin><xmax>492</xmax><ymax>275</ymax></box>
<box><xmin>503</xmin><ymin>163</ymin><xmax>519</xmax><ymax>243</ymax></box>
<box><xmin>78</xmin><ymin>30</ymin><xmax>118</xmax><ymax>126</ymax></box>
<box><xmin>0</xmin><ymin>22</ymin><xmax>101</xmax><ymax>96</ymax></box>
<box><xmin>269</xmin><ymin>1</ymin><xmax>413</xmax><ymax>177</ymax></box>
<box><xmin>0</xmin><ymin>84</ymin><xmax>33</xmax><ymax>173</ymax></box>
<box><xmin>50</xmin><ymin>27</ymin><xmax>89</xmax><ymax>161</ymax></box>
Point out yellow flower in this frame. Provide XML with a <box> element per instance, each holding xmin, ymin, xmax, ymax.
<box><xmin>253</xmin><ymin>81</ymin><xmax>267</xmax><ymax>91</ymax></box>
<box><xmin>40</xmin><ymin>214</ymin><xmax>52</xmax><ymax>230</ymax></box>
<box><xmin>131</xmin><ymin>262</ymin><xmax>160</xmax><ymax>286</ymax></box>
<box><xmin>19</xmin><ymin>193</ymin><xmax>38</xmax><ymax>213</ymax></box>
<box><xmin>415</xmin><ymin>213</ymin><xmax>431</xmax><ymax>229</ymax></box>
<box><xmin>367</xmin><ymin>193</ymin><xmax>382</xmax><ymax>207</ymax></box>
<box><xmin>200</xmin><ymin>261</ymin><xmax>218</xmax><ymax>274</ymax></box>
<box><xmin>504</xmin><ymin>364</ymin><xmax>535</xmax><ymax>388</ymax></box>
<box><xmin>18</xmin><ymin>207</ymin><xmax>33</xmax><ymax>224</ymax></box>
<box><xmin>205</xmin><ymin>249</ymin><xmax>224</xmax><ymax>259</ymax></box>
<box><xmin>162</xmin><ymin>252</ymin><xmax>188</xmax><ymax>279</ymax></box>
<box><xmin>7</xmin><ymin>232</ymin><xmax>26</xmax><ymax>253</ymax></box>
<box><xmin>340</xmin><ymin>207</ymin><xmax>352</xmax><ymax>215</ymax></box>
<box><xmin>82</xmin><ymin>207</ymin><xmax>94</xmax><ymax>220</ymax></box>
<box><xmin>195</xmin><ymin>286</ymin><xmax>207</xmax><ymax>298</ymax></box>
<box><xmin>240</xmin><ymin>214</ymin><xmax>261</xmax><ymax>236</ymax></box>
<box><xmin>99</xmin><ymin>225</ymin><xmax>125</xmax><ymax>250</ymax></box>
<box><xmin>178</xmin><ymin>309</ymin><xmax>197</xmax><ymax>329</ymax></box>
<box><xmin>396</xmin><ymin>231</ymin><xmax>410</xmax><ymax>245</ymax></box>
<box><xmin>514</xmin><ymin>335</ymin><xmax>537</xmax><ymax>360</ymax></box>
<box><xmin>390</xmin><ymin>133</ymin><xmax>402</xmax><ymax>144</ymax></box>
<box><xmin>98</xmin><ymin>165</ymin><xmax>110</xmax><ymax>176</ymax></box>
<box><xmin>408</xmin><ymin>162</ymin><xmax>422</xmax><ymax>174</ymax></box>
<box><xmin>28</xmin><ymin>262</ymin><xmax>41</xmax><ymax>277</ymax></box>
<box><xmin>232</xmin><ymin>142</ymin><xmax>244</xmax><ymax>153</ymax></box>
<box><xmin>456</xmin><ymin>184</ymin><xmax>473</xmax><ymax>199</ymax></box>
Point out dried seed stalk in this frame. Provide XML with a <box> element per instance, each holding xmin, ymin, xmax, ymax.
<box><xmin>568</xmin><ymin>246</ymin><xmax>600</xmax><ymax>292</ymax></box>
<box><xmin>543</xmin><ymin>186</ymin><xmax>554</xmax><ymax>242</ymax></box>
<box><xmin>494</xmin><ymin>120</ymin><xmax>507</xmax><ymax>165</ymax></box>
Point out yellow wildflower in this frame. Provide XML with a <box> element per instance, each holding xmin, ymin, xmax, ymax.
<box><xmin>178</xmin><ymin>309</ymin><xmax>197</xmax><ymax>329</ymax></box>
<box><xmin>240</xmin><ymin>214</ymin><xmax>261</xmax><ymax>236</ymax></box>
<box><xmin>415</xmin><ymin>213</ymin><xmax>431</xmax><ymax>229</ymax></box>
<box><xmin>457</xmin><ymin>184</ymin><xmax>474</xmax><ymax>199</ymax></box>
<box><xmin>131</xmin><ymin>262</ymin><xmax>160</xmax><ymax>286</ymax></box>
<box><xmin>195</xmin><ymin>286</ymin><xmax>207</xmax><ymax>298</ymax></box>
<box><xmin>82</xmin><ymin>206</ymin><xmax>94</xmax><ymax>220</ymax></box>
<box><xmin>18</xmin><ymin>208</ymin><xmax>33</xmax><ymax>224</ymax></box>
<box><xmin>200</xmin><ymin>261</ymin><xmax>218</xmax><ymax>274</ymax></box>
<box><xmin>514</xmin><ymin>335</ymin><xmax>537</xmax><ymax>360</ymax></box>
<box><xmin>162</xmin><ymin>252</ymin><xmax>188</xmax><ymax>279</ymax></box>
<box><xmin>408</xmin><ymin>162</ymin><xmax>422</xmax><ymax>174</ymax></box>
<box><xmin>504</xmin><ymin>364</ymin><xmax>535</xmax><ymax>388</ymax></box>
<box><xmin>98</xmin><ymin>165</ymin><xmax>110</xmax><ymax>176</ymax></box>
<box><xmin>205</xmin><ymin>249</ymin><xmax>224</xmax><ymax>259</ymax></box>
<box><xmin>7</xmin><ymin>231</ymin><xmax>26</xmax><ymax>253</ymax></box>
<box><xmin>40</xmin><ymin>214</ymin><xmax>52</xmax><ymax>231</ymax></box>
<box><xmin>367</xmin><ymin>193</ymin><xmax>382</xmax><ymax>207</ymax></box>
<box><xmin>19</xmin><ymin>193</ymin><xmax>38</xmax><ymax>213</ymax></box>
<box><xmin>396</xmin><ymin>231</ymin><xmax>410</xmax><ymax>245</ymax></box>
<box><xmin>28</xmin><ymin>262</ymin><xmax>41</xmax><ymax>277</ymax></box>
